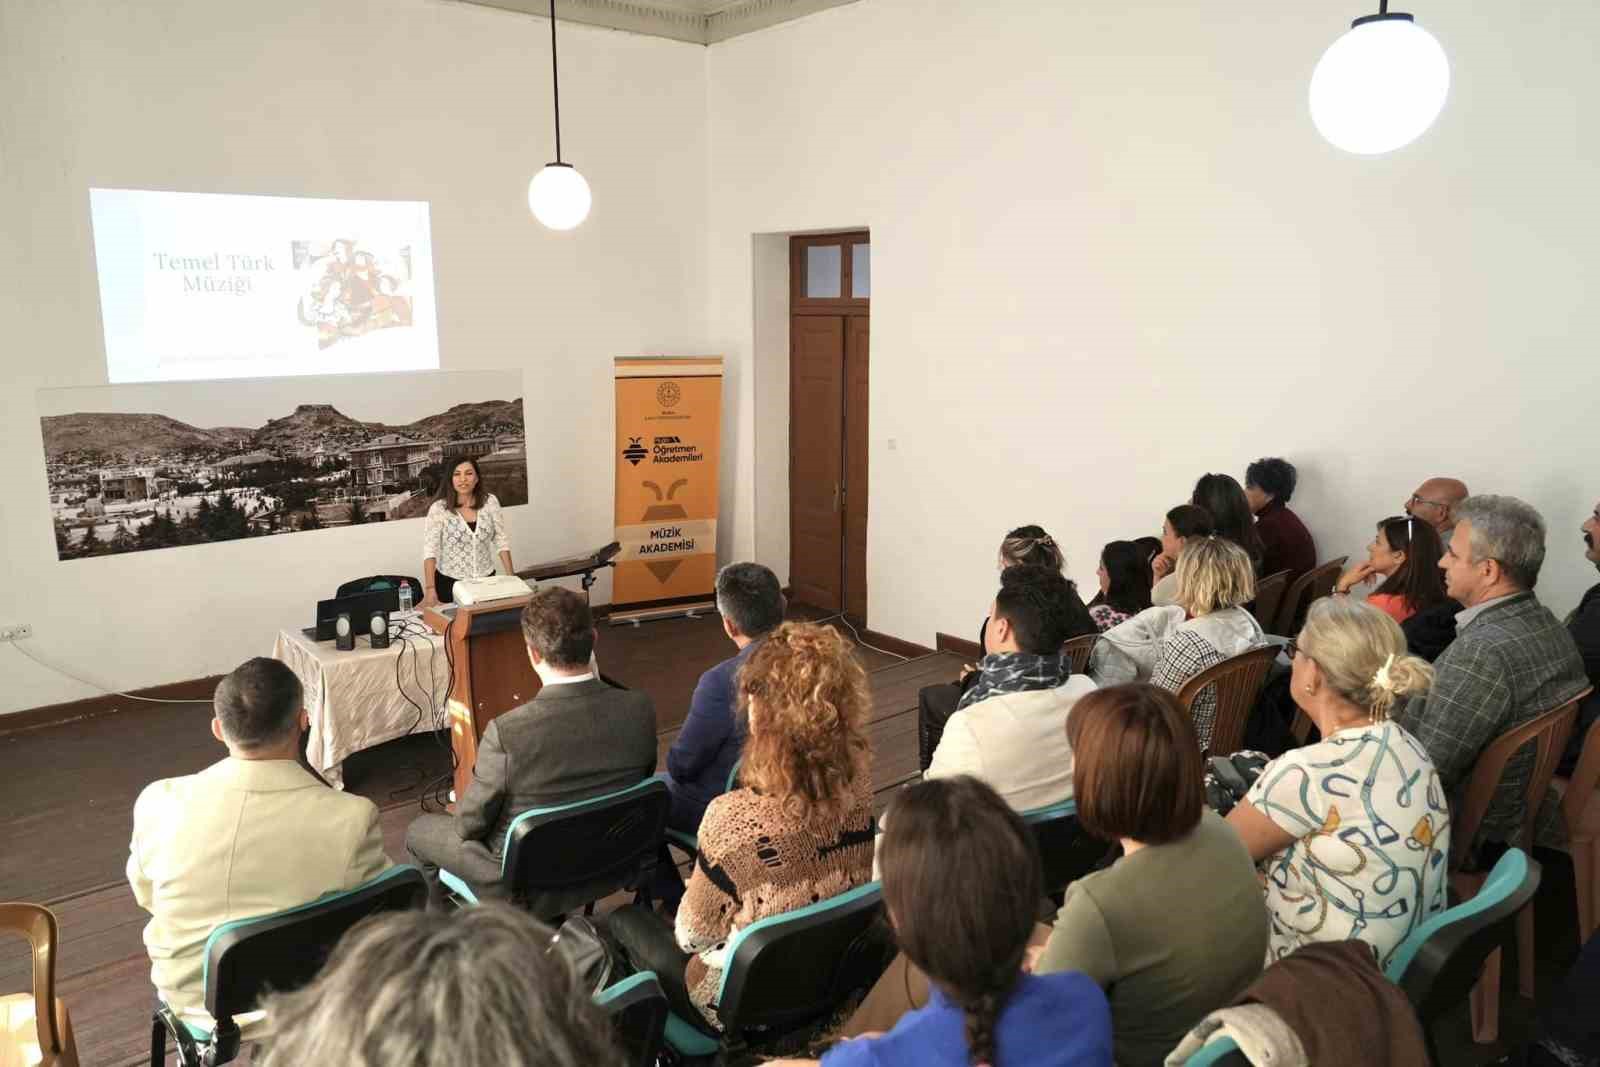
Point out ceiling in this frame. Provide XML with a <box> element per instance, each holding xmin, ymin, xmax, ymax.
<box><xmin>455</xmin><ymin>0</ymin><xmax>861</xmax><ymax>44</ymax></box>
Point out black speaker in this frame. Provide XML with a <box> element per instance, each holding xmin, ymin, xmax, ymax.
<box><xmin>368</xmin><ymin>609</ymin><xmax>390</xmax><ymax>649</ymax></box>
<box><xmin>335</xmin><ymin>612</ymin><xmax>355</xmax><ymax>651</ymax></box>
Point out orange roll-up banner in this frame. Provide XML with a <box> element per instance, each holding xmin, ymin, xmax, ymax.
<box><xmin>613</xmin><ymin>357</ymin><xmax>723</xmax><ymax>609</ymax></box>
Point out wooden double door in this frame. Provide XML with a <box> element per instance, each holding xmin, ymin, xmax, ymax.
<box><xmin>789</xmin><ymin>233</ymin><xmax>869</xmax><ymax>624</ymax></box>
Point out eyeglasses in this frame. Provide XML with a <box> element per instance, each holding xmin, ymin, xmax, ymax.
<box><xmin>1408</xmin><ymin>494</ymin><xmax>1446</xmax><ymax>510</ymax></box>
<box><xmin>1285</xmin><ymin>639</ymin><xmax>1300</xmax><ymax>659</ymax></box>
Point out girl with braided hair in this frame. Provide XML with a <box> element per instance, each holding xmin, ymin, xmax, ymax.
<box><xmin>775</xmin><ymin>775</ymin><xmax>1110</xmax><ymax>1067</ymax></box>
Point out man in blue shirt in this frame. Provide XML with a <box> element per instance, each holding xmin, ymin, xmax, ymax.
<box><xmin>666</xmin><ymin>562</ymin><xmax>784</xmax><ymax>832</ymax></box>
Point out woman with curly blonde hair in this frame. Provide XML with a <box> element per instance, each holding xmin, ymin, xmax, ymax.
<box><xmin>608</xmin><ymin>622</ymin><xmax>876</xmax><ymax>1032</ymax></box>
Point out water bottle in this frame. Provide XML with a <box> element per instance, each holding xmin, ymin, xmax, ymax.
<box><xmin>397</xmin><ymin>583</ymin><xmax>413</xmax><ymax>615</ymax></box>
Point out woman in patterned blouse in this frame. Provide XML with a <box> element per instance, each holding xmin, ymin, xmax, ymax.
<box><xmin>1226</xmin><ymin>597</ymin><xmax>1451</xmax><ymax>968</ymax></box>
<box><xmin>420</xmin><ymin>458</ymin><xmax>514</xmax><ymax>608</ymax></box>
<box><xmin>607</xmin><ymin>622</ymin><xmax>876</xmax><ymax>1032</ymax></box>
<box><xmin>1088</xmin><ymin>540</ymin><xmax>1154</xmax><ymax>631</ymax></box>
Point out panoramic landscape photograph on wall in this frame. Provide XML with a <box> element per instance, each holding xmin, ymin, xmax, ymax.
<box><xmin>38</xmin><ymin>370</ymin><xmax>527</xmax><ymax>560</ymax></box>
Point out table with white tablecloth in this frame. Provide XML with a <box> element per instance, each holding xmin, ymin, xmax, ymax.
<box><xmin>271</xmin><ymin>622</ymin><xmax>451</xmax><ymax>790</ymax></box>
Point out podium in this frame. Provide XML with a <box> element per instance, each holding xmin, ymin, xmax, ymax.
<box><xmin>422</xmin><ymin>596</ymin><xmax>541</xmax><ymax>805</ymax></box>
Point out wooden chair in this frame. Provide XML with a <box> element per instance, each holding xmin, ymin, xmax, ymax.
<box><xmin>1449</xmin><ymin>694</ymin><xmax>1582</xmax><ymax>1044</ymax></box>
<box><xmin>0</xmin><ymin>903</ymin><xmax>79</xmax><ymax>1067</ymax></box>
<box><xmin>1062</xmin><ymin>633</ymin><xmax>1098</xmax><ymax>675</ymax></box>
<box><xmin>1273</xmin><ymin>557</ymin><xmax>1347</xmax><ymax>637</ymax></box>
<box><xmin>1175</xmin><ymin>645</ymin><xmax>1280</xmax><ymax>756</ymax></box>
<box><xmin>1554</xmin><ymin>689</ymin><xmax>1599</xmax><ymax>944</ymax></box>
<box><xmin>1250</xmin><ymin>569</ymin><xmax>1291</xmax><ymax>634</ymax></box>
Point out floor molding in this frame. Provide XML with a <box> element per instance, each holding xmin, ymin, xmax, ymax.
<box><xmin>0</xmin><ymin>675</ymin><xmax>223</xmax><ymax>735</ymax></box>
<box><xmin>935</xmin><ymin>632</ymin><xmax>981</xmax><ymax>660</ymax></box>
<box><xmin>857</xmin><ymin>629</ymin><xmax>933</xmax><ymax>660</ymax></box>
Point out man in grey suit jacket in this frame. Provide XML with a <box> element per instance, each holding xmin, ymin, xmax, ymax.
<box><xmin>1394</xmin><ymin>495</ymin><xmax>1587</xmax><ymax>861</ymax></box>
<box><xmin>405</xmin><ymin>586</ymin><xmax>657</xmax><ymax>915</ymax></box>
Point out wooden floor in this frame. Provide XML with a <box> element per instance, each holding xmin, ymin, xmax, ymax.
<box><xmin>0</xmin><ymin>610</ymin><xmax>955</xmax><ymax>1067</ymax></box>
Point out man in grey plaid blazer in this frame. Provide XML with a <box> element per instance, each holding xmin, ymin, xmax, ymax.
<box><xmin>1393</xmin><ymin>495</ymin><xmax>1587</xmax><ymax>860</ymax></box>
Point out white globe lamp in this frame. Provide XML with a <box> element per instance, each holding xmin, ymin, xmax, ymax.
<box><xmin>1310</xmin><ymin>4</ymin><xmax>1450</xmax><ymax>155</ymax></box>
<box><xmin>529</xmin><ymin>0</ymin><xmax>591</xmax><ymax>229</ymax></box>
<box><xmin>528</xmin><ymin>163</ymin><xmax>591</xmax><ymax>231</ymax></box>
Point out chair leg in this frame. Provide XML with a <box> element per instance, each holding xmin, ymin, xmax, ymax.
<box><xmin>1516</xmin><ymin>901</ymin><xmax>1536</xmax><ymax>999</ymax></box>
<box><xmin>150</xmin><ymin>1015</ymin><xmax>167</xmax><ymax>1066</ymax></box>
<box><xmin>1573</xmin><ymin>837</ymin><xmax>1596</xmax><ymax>945</ymax></box>
<box><xmin>1469</xmin><ymin>947</ymin><xmax>1501</xmax><ymax>1044</ymax></box>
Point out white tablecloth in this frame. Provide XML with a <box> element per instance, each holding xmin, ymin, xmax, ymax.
<box><xmin>272</xmin><ymin>622</ymin><xmax>450</xmax><ymax>789</ymax></box>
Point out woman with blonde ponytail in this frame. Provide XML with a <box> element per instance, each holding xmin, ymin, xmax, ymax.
<box><xmin>1226</xmin><ymin>597</ymin><xmax>1452</xmax><ymax>968</ymax></box>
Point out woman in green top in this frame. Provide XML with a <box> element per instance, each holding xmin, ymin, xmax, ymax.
<box><xmin>1033</xmin><ymin>684</ymin><xmax>1268</xmax><ymax>1067</ymax></box>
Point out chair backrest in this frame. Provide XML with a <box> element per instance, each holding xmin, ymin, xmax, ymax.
<box><xmin>1385</xmin><ymin>848</ymin><xmax>1541</xmax><ymax>1023</ymax></box>
<box><xmin>1176</xmin><ymin>645</ymin><xmax>1280</xmax><ymax>756</ymax></box>
<box><xmin>1273</xmin><ymin>557</ymin><xmax>1347</xmax><ymax>636</ymax></box>
<box><xmin>1250</xmin><ymin>570</ymin><xmax>1291</xmax><ymax>633</ymax></box>
<box><xmin>1559</xmin><ymin>688</ymin><xmax>1600</xmax><ymax>827</ymax></box>
<box><xmin>1062</xmin><ymin>634</ymin><xmax>1099</xmax><ymax>675</ymax></box>
<box><xmin>1021</xmin><ymin>800</ymin><xmax>1114</xmax><ymax>899</ymax></box>
<box><xmin>1183</xmin><ymin>1034</ymin><xmax>1251</xmax><ymax>1067</ymax></box>
<box><xmin>334</xmin><ymin>574</ymin><xmax>423</xmax><ymax>605</ymax></box>
<box><xmin>202</xmin><ymin>865</ymin><xmax>425</xmax><ymax>1024</ymax></box>
<box><xmin>1451</xmin><ymin>692</ymin><xmax>1585</xmax><ymax>868</ymax></box>
<box><xmin>0</xmin><ymin>903</ymin><xmax>66</xmax><ymax>1057</ymax></box>
<box><xmin>716</xmin><ymin>882</ymin><xmax>888</xmax><ymax>1044</ymax></box>
<box><xmin>502</xmin><ymin>777</ymin><xmax>671</xmax><ymax>907</ymax></box>
<box><xmin>596</xmin><ymin>971</ymin><xmax>669</xmax><ymax>1067</ymax></box>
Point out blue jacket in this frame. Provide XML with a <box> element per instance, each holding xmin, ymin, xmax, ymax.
<box><xmin>821</xmin><ymin>971</ymin><xmax>1112</xmax><ymax>1067</ymax></box>
<box><xmin>665</xmin><ymin>640</ymin><xmax>757</xmax><ymax>825</ymax></box>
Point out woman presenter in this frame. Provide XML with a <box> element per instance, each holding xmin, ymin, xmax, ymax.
<box><xmin>420</xmin><ymin>458</ymin><xmax>514</xmax><ymax>608</ymax></box>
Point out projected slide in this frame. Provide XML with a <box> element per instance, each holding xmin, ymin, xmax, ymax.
<box><xmin>90</xmin><ymin>189</ymin><xmax>440</xmax><ymax>384</ymax></box>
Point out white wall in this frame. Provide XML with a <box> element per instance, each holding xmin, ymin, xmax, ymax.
<box><xmin>707</xmin><ymin>0</ymin><xmax>1600</xmax><ymax>647</ymax></box>
<box><xmin>0</xmin><ymin>0</ymin><xmax>710</xmax><ymax>714</ymax></box>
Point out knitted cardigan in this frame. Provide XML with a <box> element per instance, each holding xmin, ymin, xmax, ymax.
<box><xmin>673</xmin><ymin>777</ymin><xmax>876</xmax><ymax>1029</ymax></box>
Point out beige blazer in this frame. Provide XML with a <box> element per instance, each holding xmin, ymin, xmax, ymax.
<box><xmin>926</xmin><ymin>676</ymin><xmax>1098</xmax><ymax>812</ymax></box>
<box><xmin>127</xmin><ymin>758</ymin><xmax>390</xmax><ymax>1026</ymax></box>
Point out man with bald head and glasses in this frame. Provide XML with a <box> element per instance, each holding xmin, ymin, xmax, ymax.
<box><xmin>1405</xmin><ymin>477</ymin><xmax>1470</xmax><ymax>539</ymax></box>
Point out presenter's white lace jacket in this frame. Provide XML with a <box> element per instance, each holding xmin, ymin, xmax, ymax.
<box><xmin>423</xmin><ymin>495</ymin><xmax>510</xmax><ymax>579</ymax></box>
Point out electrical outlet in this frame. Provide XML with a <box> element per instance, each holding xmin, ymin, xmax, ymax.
<box><xmin>0</xmin><ymin>624</ymin><xmax>32</xmax><ymax>642</ymax></box>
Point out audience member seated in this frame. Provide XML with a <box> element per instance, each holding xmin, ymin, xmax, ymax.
<box><xmin>1226</xmin><ymin>598</ymin><xmax>1450</xmax><ymax>968</ymax></box>
<box><xmin>1403</xmin><ymin>476</ymin><xmax>1470</xmax><ymax>539</ymax></box>
<box><xmin>917</xmin><ymin>526</ymin><xmax>1094</xmax><ymax>770</ymax></box>
<box><xmin>1393</xmin><ymin>494</ymin><xmax>1588</xmax><ymax>860</ymax></box>
<box><xmin>1150</xmin><ymin>538</ymin><xmax>1268</xmax><ymax>750</ymax></box>
<box><xmin>1333</xmin><ymin>515</ymin><xmax>1449</xmax><ymax>624</ymax></box>
<box><xmin>926</xmin><ymin>565</ymin><xmax>1099</xmax><ymax>811</ymax></box>
<box><xmin>1514</xmin><ymin>928</ymin><xmax>1600</xmax><ymax>1067</ymax></box>
<box><xmin>1193</xmin><ymin>472</ymin><xmax>1266</xmax><ymax>574</ymax></box>
<box><xmin>1244</xmin><ymin>457</ymin><xmax>1317</xmax><ymax>582</ymax></box>
<box><xmin>405</xmin><ymin>587</ymin><xmax>656</xmax><ymax>914</ymax></box>
<box><xmin>1151</xmin><ymin>504</ymin><xmax>1214</xmax><ymax>608</ymax></box>
<box><xmin>607</xmin><ymin>622</ymin><xmax>876</xmax><ymax>1033</ymax></box>
<box><xmin>127</xmin><ymin>658</ymin><xmax>391</xmax><ymax>1032</ymax></box>
<box><xmin>782</xmin><ymin>777</ymin><xmax>1112</xmax><ymax>1067</ymax></box>
<box><xmin>255</xmin><ymin>904</ymin><xmax>623</xmax><ymax>1067</ymax></box>
<box><xmin>1560</xmin><ymin>498</ymin><xmax>1600</xmax><ymax>775</ymax></box>
<box><xmin>1033</xmin><ymin>684</ymin><xmax>1267</xmax><ymax>1067</ymax></box>
<box><xmin>665</xmin><ymin>562</ymin><xmax>783</xmax><ymax>832</ymax></box>
<box><xmin>1087</xmin><ymin>539</ymin><xmax>1153</xmax><ymax>631</ymax></box>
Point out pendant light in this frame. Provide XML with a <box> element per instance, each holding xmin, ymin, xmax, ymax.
<box><xmin>1309</xmin><ymin>0</ymin><xmax>1450</xmax><ymax>155</ymax></box>
<box><xmin>528</xmin><ymin>0</ymin><xmax>591</xmax><ymax>229</ymax></box>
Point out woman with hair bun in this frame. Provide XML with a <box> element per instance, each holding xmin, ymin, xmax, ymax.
<box><xmin>1227</xmin><ymin>597</ymin><xmax>1451</xmax><ymax>968</ymax></box>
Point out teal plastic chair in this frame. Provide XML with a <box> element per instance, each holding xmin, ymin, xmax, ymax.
<box><xmin>440</xmin><ymin>776</ymin><xmax>670</xmax><ymax>919</ymax></box>
<box><xmin>595</xmin><ymin>971</ymin><xmax>669</xmax><ymax>1067</ymax></box>
<box><xmin>1383</xmin><ymin>847</ymin><xmax>1541</xmax><ymax>1066</ymax></box>
<box><xmin>1183</xmin><ymin>1034</ymin><xmax>1249</xmax><ymax>1066</ymax></box>
<box><xmin>663</xmin><ymin>758</ymin><xmax>743</xmax><ymax>856</ymax></box>
<box><xmin>149</xmin><ymin>864</ymin><xmax>425</xmax><ymax>1066</ymax></box>
<box><xmin>662</xmin><ymin>881</ymin><xmax>890</xmax><ymax>1061</ymax></box>
<box><xmin>1021</xmin><ymin>798</ymin><xmax>1115</xmax><ymax>900</ymax></box>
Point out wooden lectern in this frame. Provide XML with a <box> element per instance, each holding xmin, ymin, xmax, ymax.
<box><xmin>423</xmin><ymin>596</ymin><xmax>541</xmax><ymax>806</ymax></box>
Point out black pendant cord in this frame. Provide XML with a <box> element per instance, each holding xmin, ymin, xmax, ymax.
<box><xmin>549</xmin><ymin>0</ymin><xmax>563</xmax><ymax>164</ymax></box>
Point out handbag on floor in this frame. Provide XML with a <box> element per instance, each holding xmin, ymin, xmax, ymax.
<box><xmin>547</xmin><ymin>915</ymin><xmax>615</xmax><ymax>994</ymax></box>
